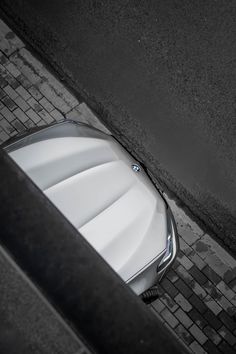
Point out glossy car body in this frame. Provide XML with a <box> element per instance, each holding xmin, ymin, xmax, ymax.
<box><xmin>4</xmin><ymin>120</ymin><xmax>179</xmax><ymax>295</ymax></box>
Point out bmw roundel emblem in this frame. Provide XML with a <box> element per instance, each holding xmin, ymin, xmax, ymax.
<box><xmin>132</xmin><ymin>164</ymin><xmax>141</xmax><ymax>172</ymax></box>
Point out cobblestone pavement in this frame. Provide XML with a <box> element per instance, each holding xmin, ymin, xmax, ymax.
<box><xmin>0</xmin><ymin>19</ymin><xmax>236</xmax><ymax>354</ymax></box>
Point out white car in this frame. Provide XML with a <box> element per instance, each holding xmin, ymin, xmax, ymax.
<box><xmin>5</xmin><ymin>120</ymin><xmax>179</xmax><ymax>300</ymax></box>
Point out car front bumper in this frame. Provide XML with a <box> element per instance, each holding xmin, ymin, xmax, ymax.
<box><xmin>128</xmin><ymin>205</ymin><xmax>179</xmax><ymax>296</ymax></box>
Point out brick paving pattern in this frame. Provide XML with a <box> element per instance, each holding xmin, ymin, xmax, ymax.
<box><xmin>148</xmin><ymin>196</ymin><xmax>236</xmax><ymax>354</ymax></box>
<box><xmin>1</xmin><ymin>18</ymin><xmax>236</xmax><ymax>354</ymax></box>
<box><xmin>0</xmin><ymin>19</ymin><xmax>108</xmax><ymax>144</ymax></box>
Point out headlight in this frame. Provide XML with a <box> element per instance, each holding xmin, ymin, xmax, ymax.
<box><xmin>158</xmin><ymin>208</ymin><xmax>175</xmax><ymax>271</ymax></box>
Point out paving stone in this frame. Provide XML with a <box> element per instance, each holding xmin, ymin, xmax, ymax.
<box><xmin>160</xmin><ymin>308</ymin><xmax>179</xmax><ymax>328</ymax></box>
<box><xmin>175</xmin><ymin>264</ymin><xmax>206</xmax><ymax>299</ymax></box>
<box><xmin>26</xmin><ymin>108</ymin><xmax>41</xmax><ymax>124</ymax></box>
<box><xmin>0</xmin><ymin>117</ymin><xmax>15</xmax><ymax>134</ymax></box>
<box><xmin>16</xmin><ymin>85</ymin><xmax>31</xmax><ymax>101</ymax></box>
<box><xmin>11</xmin><ymin>119</ymin><xmax>26</xmax><ymax>133</ymax></box>
<box><xmin>188</xmin><ymin>309</ymin><xmax>208</xmax><ymax>330</ymax></box>
<box><xmin>204</xmin><ymin>280</ymin><xmax>235</xmax><ymax>315</ymax></box>
<box><xmin>39</xmin><ymin>97</ymin><xmax>54</xmax><ymax>112</ymax></box>
<box><xmin>189</xmin><ymin>340</ymin><xmax>207</xmax><ymax>354</ymax></box>
<box><xmin>160</xmin><ymin>293</ymin><xmax>178</xmax><ymax>312</ymax></box>
<box><xmin>204</xmin><ymin>279</ymin><xmax>221</xmax><ymax>298</ymax></box>
<box><xmin>177</xmin><ymin>252</ymin><xmax>194</xmax><ymax>270</ymax></box>
<box><xmin>0</xmin><ymin>88</ymin><xmax>6</xmax><ymax>99</ymax></box>
<box><xmin>188</xmin><ymin>294</ymin><xmax>208</xmax><ymax>314</ymax></box>
<box><xmin>39</xmin><ymin>109</ymin><xmax>55</xmax><ymax>124</ymax></box>
<box><xmin>202</xmin><ymin>265</ymin><xmax>221</xmax><ymax>285</ymax></box>
<box><xmin>37</xmin><ymin>119</ymin><xmax>47</xmax><ymax>127</ymax></box>
<box><xmin>14</xmin><ymin>96</ymin><xmax>30</xmax><ymax>112</ymax></box>
<box><xmin>166</xmin><ymin>269</ymin><xmax>179</xmax><ymax>283</ymax></box>
<box><xmin>151</xmin><ymin>298</ymin><xmax>165</xmax><ymax>313</ymax></box>
<box><xmin>219</xmin><ymin>311</ymin><xmax>236</xmax><ymax>331</ymax></box>
<box><xmin>28</xmin><ymin>86</ymin><xmax>43</xmax><ymax>100</ymax></box>
<box><xmin>10</xmin><ymin>50</ymin><xmax>42</xmax><ymax>85</ymax></box>
<box><xmin>203</xmin><ymin>325</ymin><xmax>222</xmax><ymax>345</ymax></box>
<box><xmin>174</xmin><ymin>308</ymin><xmax>193</xmax><ymax>329</ymax></box>
<box><xmin>175</xmin><ymin>264</ymin><xmax>193</xmax><ymax>283</ymax></box>
<box><xmin>3</xmin><ymin>85</ymin><xmax>18</xmax><ymax>100</ymax></box>
<box><xmin>13</xmin><ymin>108</ymin><xmax>29</xmax><ymax>123</ymax></box>
<box><xmin>205</xmin><ymin>235</ymin><xmax>236</xmax><ymax>270</ymax></box>
<box><xmin>5</xmin><ymin>75</ymin><xmax>19</xmax><ymax>89</ymax></box>
<box><xmin>203</xmin><ymin>294</ymin><xmax>222</xmax><ymax>315</ymax></box>
<box><xmin>178</xmin><ymin>223</ymin><xmax>200</xmax><ymax>246</ymax></box>
<box><xmin>218</xmin><ymin>340</ymin><xmax>236</xmax><ymax>354</ymax></box>
<box><xmin>40</xmin><ymin>82</ymin><xmax>72</xmax><ymax>113</ymax></box>
<box><xmin>191</xmin><ymin>240</ymin><xmax>210</xmax><ymax>259</ymax></box>
<box><xmin>179</xmin><ymin>237</ymin><xmax>193</xmax><ymax>255</ymax></box>
<box><xmin>0</xmin><ymin>129</ymin><xmax>9</xmax><ymax>143</ymax></box>
<box><xmin>174</xmin><ymin>293</ymin><xmax>192</xmax><ymax>312</ymax></box>
<box><xmin>174</xmin><ymin>278</ymin><xmax>193</xmax><ymax>299</ymax></box>
<box><xmin>193</xmin><ymin>234</ymin><xmax>236</xmax><ymax>276</ymax></box>
<box><xmin>42</xmin><ymin>77</ymin><xmax>78</xmax><ymax>110</ymax></box>
<box><xmin>10</xmin><ymin>129</ymin><xmax>18</xmax><ymax>137</ymax></box>
<box><xmin>27</xmin><ymin>97</ymin><xmax>43</xmax><ymax>113</ymax></box>
<box><xmin>223</xmin><ymin>268</ymin><xmax>236</xmax><ymax>284</ymax></box>
<box><xmin>189</xmin><ymin>266</ymin><xmax>208</xmax><ymax>285</ymax></box>
<box><xmin>0</xmin><ymin>62</ymin><xmax>8</xmax><ymax>74</ymax></box>
<box><xmin>217</xmin><ymin>296</ymin><xmax>236</xmax><ymax>317</ymax></box>
<box><xmin>17</xmin><ymin>74</ymin><xmax>32</xmax><ymax>89</ymax></box>
<box><xmin>0</xmin><ymin>76</ymin><xmax>7</xmax><ymax>88</ymax></box>
<box><xmin>189</xmin><ymin>324</ymin><xmax>208</xmax><ymax>345</ymax></box>
<box><xmin>0</xmin><ymin>64</ymin><xmax>19</xmax><ymax>89</ymax></box>
<box><xmin>192</xmin><ymin>282</ymin><xmax>207</xmax><ymax>300</ymax></box>
<box><xmin>0</xmin><ymin>19</ymin><xmax>24</xmax><ymax>55</ymax></box>
<box><xmin>2</xmin><ymin>95</ymin><xmax>17</xmax><ymax>111</ymax></box>
<box><xmin>161</xmin><ymin>278</ymin><xmax>179</xmax><ymax>299</ymax></box>
<box><xmin>172</xmin><ymin>258</ymin><xmax>181</xmax><ymax>270</ymax></box>
<box><xmin>203</xmin><ymin>309</ymin><xmax>223</xmax><ymax>330</ymax></box>
<box><xmin>188</xmin><ymin>250</ymin><xmax>206</xmax><ymax>270</ymax></box>
<box><xmin>203</xmin><ymin>340</ymin><xmax>221</xmax><ymax>354</ymax></box>
<box><xmin>13</xmin><ymin>48</ymin><xmax>78</xmax><ymax>107</ymax></box>
<box><xmin>1</xmin><ymin>106</ymin><xmax>15</xmax><ymax>122</ymax></box>
<box><xmin>0</xmin><ymin>51</ymin><xmax>8</xmax><ymax>65</ymax></box>
<box><xmin>219</xmin><ymin>325</ymin><xmax>236</xmax><ymax>346</ymax></box>
<box><xmin>50</xmin><ymin>109</ymin><xmax>64</xmax><ymax>121</ymax></box>
<box><xmin>5</xmin><ymin>62</ymin><xmax>21</xmax><ymax>78</ymax></box>
<box><xmin>24</xmin><ymin>119</ymin><xmax>36</xmax><ymax>129</ymax></box>
<box><xmin>207</xmin><ymin>254</ymin><xmax>231</xmax><ymax>280</ymax></box>
<box><xmin>175</xmin><ymin>324</ymin><xmax>194</xmax><ymax>345</ymax></box>
<box><xmin>217</xmin><ymin>281</ymin><xmax>236</xmax><ymax>307</ymax></box>
<box><xmin>229</xmin><ymin>278</ymin><xmax>236</xmax><ymax>293</ymax></box>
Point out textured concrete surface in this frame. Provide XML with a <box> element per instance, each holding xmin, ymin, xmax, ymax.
<box><xmin>0</xmin><ymin>0</ymin><xmax>235</xmax><ymax>251</ymax></box>
<box><xmin>0</xmin><ymin>19</ymin><xmax>236</xmax><ymax>353</ymax></box>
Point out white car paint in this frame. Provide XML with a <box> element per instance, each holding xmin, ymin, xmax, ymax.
<box><xmin>7</xmin><ymin>121</ymin><xmax>178</xmax><ymax>295</ymax></box>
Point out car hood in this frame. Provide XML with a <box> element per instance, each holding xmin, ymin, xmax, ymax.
<box><xmin>9</xmin><ymin>123</ymin><xmax>167</xmax><ymax>282</ymax></box>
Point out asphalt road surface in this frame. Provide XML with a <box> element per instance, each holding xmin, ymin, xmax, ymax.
<box><xmin>1</xmin><ymin>0</ymin><xmax>235</xmax><ymax>251</ymax></box>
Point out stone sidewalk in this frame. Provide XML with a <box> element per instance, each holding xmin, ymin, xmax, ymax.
<box><xmin>0</xmin><ymin>18</ymin><xmax>236</xmax><ymax>354</ymax></box>
<box><xmin>0</xmin><ymin>20</ymin><xmax>108</xmax><ymax>144</ymax></box>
